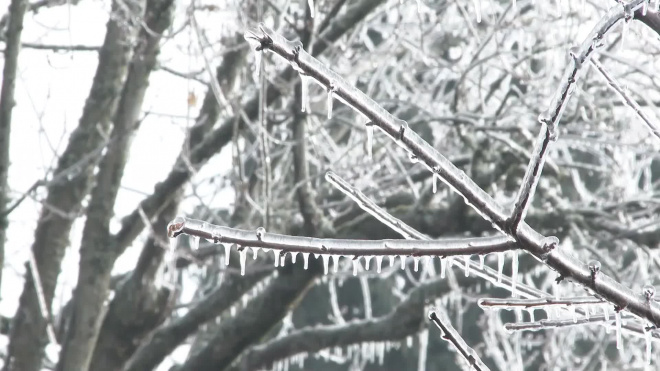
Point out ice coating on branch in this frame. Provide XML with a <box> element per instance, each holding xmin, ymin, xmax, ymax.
<box><xmin>167</xmin><ymin>216</ymin><xmax>186</xmax><ymax>238</ymax></box>
<box><xmin>643</xmin><ymin>284</ymin><xmax>656</xmax><ymax>301</ymax></box>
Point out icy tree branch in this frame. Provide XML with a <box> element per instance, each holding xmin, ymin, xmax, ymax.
<box><xmin>167</xmin><ymin>216</ymin><xmax>517</xmax><ymax>259</ymax></box>
<box><xmin>478</xmin><ymin>296</ymin><xmax>606</xmax><ymax>309</ymax></box>
<box><xmin>507</xmin><ymin>0</ymin><xmax>650</xmax><ymax>232</ymax></box>
<box><xmin>242</xmin><ymin>10</ymin><xmax>660</xmax><ymax>327</ymax></box>
<box><xmin>428</xmin><ymin>310</ymin><xmax>490</xmax><ymax>371</ymax></box>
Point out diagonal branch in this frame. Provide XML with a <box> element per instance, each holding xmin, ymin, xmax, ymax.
<box><xmin>428</xmin><ymin>310</ymin><xmax>490</xmax><ymax>371</ymax></box>
<box><xmin>242</xmin><ymin>10</ymin><xmax>660</xmax><ymax>327</ymax></box>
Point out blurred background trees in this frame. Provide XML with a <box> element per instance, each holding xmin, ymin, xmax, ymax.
<box><xmin>0</xmin><ymin>0</ymin><xmax>659</xmax><ymax>370</ymax></box>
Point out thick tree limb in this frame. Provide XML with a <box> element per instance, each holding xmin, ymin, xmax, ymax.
<box><xmin>4</xmin><ymin>2</ymin><xmax>145</xmax><ymax>370</ymax></box>
<box><xmin>0</xmin><ymin>0</ymin><xmax>28</xmax><ymax>306</ymax></box>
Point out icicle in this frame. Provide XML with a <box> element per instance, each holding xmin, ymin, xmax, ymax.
<box><xmin>307</xmin><ymin>0</ymin><xmax>315</xmax><ymax>18</ymax></box>
<box><xmin>366</xmin><ymin>124</ymin><xmax>374</xmax><ymax>160</ymax></box>
<box><xmin>240</xmin><ymin>249</ymin><xmax>247</xmax><ymax>276</ymax></box>
<box><xmin>332</xmin><ymin>255</ymin><xmax>340</xmax><ymax>273</ymax></box>
<box><xmin>432</xmin><ymin>174</ymin><xmax>438</xmax><ymax>194</ymax></box>
<box><xmin>280</xmin><ymin>253</ymin><xmax>286</xmax><ymax>267</ymax></box>
<box><xmin>255</xmin><ymin>50</ymin><xmax>262</xmax><ymax>77</ymax></box>
<box><xmin>479</xmin><ymin>255</ymin><xmax>485</xmax><ymax>269</ymax></box>
<box><xmin>322</xmin><ymin>255</ymin><xmax>329</xmax><ymax>275</ymax></box>
<box><xmin>224</xmin><ymin>244</ymin><xmax>231</xmax><ymax>266</ymax></box>
<box><xmin>643</xmin><ymin>0</ymin><xmax>648</xmax><ymax>15</ymax></box>
<box><xmin>303</xmin><ymin>252</ymin><xmax>309</xmax><ymax>270</ymax></box>
<box><xmin>621</xmin><ymin>19</ymin><xmax>629</xmax><ymax>51</ymax></box>
<box><xmin>389</xmin><ymin>255</ymin><xmax>395</xmax><ymax>267</ymax></box>
<box><xmin>252</xmin><ymin>246</ymin><xmax>259</xmax><ymax>260</ymax></box>
<box><xmin>376</xmin><ymin>256</ymin><xmax>383</xmax><ymax>273</ymax></box>
<box><xmin>274</xmin><ymin>249</ymin><xmax>280</xmax><ymax>267</ymax></box>
<box><xmin>569</xmin><ymin>305</ymin><xmax>577</xmax><ymax>323</ymax></box>
<box><xmin>464</xmin><ymin>255</ymin><xmax>470</xmax><ymax>277</ymax></box>
<box><xmin>497</xmin><ymin>252</ymin><xmax>504</xmax><ymax>283</ymax></box>
<box><xmin>602</xmin><ymin>304</ymin><xmax>610</xmax><ymax>322</ymax></box>
<box><xmin>645</xmin><ymin>324</ymin><xmax>652</xmax><ymax>365</ymax></box>
<box><xmin>512</xmin><ymin>0</ymin><xmax>516</xmax><ymax>11</ymax></box>
<box><xmin>353</xmin><ymin>259</ymin><xmax>359</xmax><ymax>276</ymax></box>
<box><xmin>301</xmin><ymin>75</ymin><xmax>310</xmax><ymax>112</ymax></box>
<box><xmin>414</xmin><ymin>257</ymin><xmax>419</xmax><ymax>272</ymax></box>
<box><xmin>400</xmin><ymin>255</ymin><xmax>406</xmax><ymax>270</ymax></box>
<box><xmin>527</xmin><ymin>308</ymin><xmax>535</xmax><ymax>322</ymax></box>
<box><xmin>473</xmin><ymin>0</ymin><xmax>481</xmax><ymax>23</ymax></box>
<box><xmin>326</xmin><ymin>88</ymin><xmax>333</xmax><ymax>119</ymax></box>
<box><xmin>615</xmin><ymin>311</ymin><xmax>622</xmax><ymax>350</ymax></box>
<box><xmin>511</xmin><ymin>250</ymin><xmax>519</xmax><ymax>297</ymax></box>
<box><xmin>190</xmin><ymin>236</ymin><xmax>200</xmax><ymax>250</ymax></box>
<box><xmin>553</xmin><ymin>278</ymin><xmax>560</xmax><ymax>299</ymax></box>
<box><xmin>440</xmin><ymin>258</ymin><xmax>447</xmax><ymax>278</ymax></box>
<box><xmin>365</xmin><ymin>256</ymin><xmax>372</xmax><ymax>271</ymax></box>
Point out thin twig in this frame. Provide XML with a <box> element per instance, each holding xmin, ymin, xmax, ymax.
<box><xmin>428</xmin><ymin>310</ymin><xmax>490</xmax><ymax>371</ymax></box>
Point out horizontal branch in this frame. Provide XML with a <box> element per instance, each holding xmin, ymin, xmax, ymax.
<box><xmin>478</xmin><ymin>296</ymin><xmax>606</xmax><ymax>309</ymax></box>
<box><xmin>167</xmin><ymin>216</ymin><xmax>517</xmax><ymax>257</ymax></box>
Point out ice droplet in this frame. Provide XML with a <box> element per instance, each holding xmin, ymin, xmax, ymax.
<box><xmin>322</xmin><ymin>255</ymin><xmax>329</xmax><ymax>275</ymax></box>
<box><xmin>511</xmin><ymin>250</ymin><xmax>519</xmax><ymax>297</ymax></box>
<box><xmin>376</xmin><ymin>256</ymin><xmax>383</xmax><ymax>273</ymax></box>
<box><xmin>366</xmin><ymin>123</ymin><xmax>374</xmax><ymax>160</ymax></box>
<box><xmin>497</xmin><ymin>252</ymin><xmax>504</xmax><ymax>283</ymax></box>
<box><xmin>303</xmin><ymin>252</ymin><xmax>309</xmax><ymax>270</ymax></box>
<box><xmin>190</xmin><ymin>236</ymin><xmax>200</xmax><ymax>250</ymax></box>
<box><xmin>224</xmin><ymin>244</ymin><xmax>231</xmax><ymax>266</ymax></box>
<box><xmin>240</xmin><ymin>249</ymin><xmax>247</xmax><ymax>276</ymax></box>
<box><xmin>588</xmin><ymin>260</ymin><xmax>601</xmax><ymax>275</ymax></box>
<box><xmin>256</xmin><ymin>227</ymin><xmax>266</xmax><ymax>240</ymax></box>
<box><xmin>615</xmin><ymin>311</ymin><xmax>622</xmax><ymax>350</ymax></box>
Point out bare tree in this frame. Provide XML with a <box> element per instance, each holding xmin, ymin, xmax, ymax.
<box><xmin>1</xmin><ymin>0</ymin><xmax>660</xmax><ymax>370</ymax></box>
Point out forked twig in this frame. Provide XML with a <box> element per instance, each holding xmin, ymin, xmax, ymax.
<box><xmin>428</xmin><ymin>310</ymin><xmax>490</xmax><ymax>371</ymax></box>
